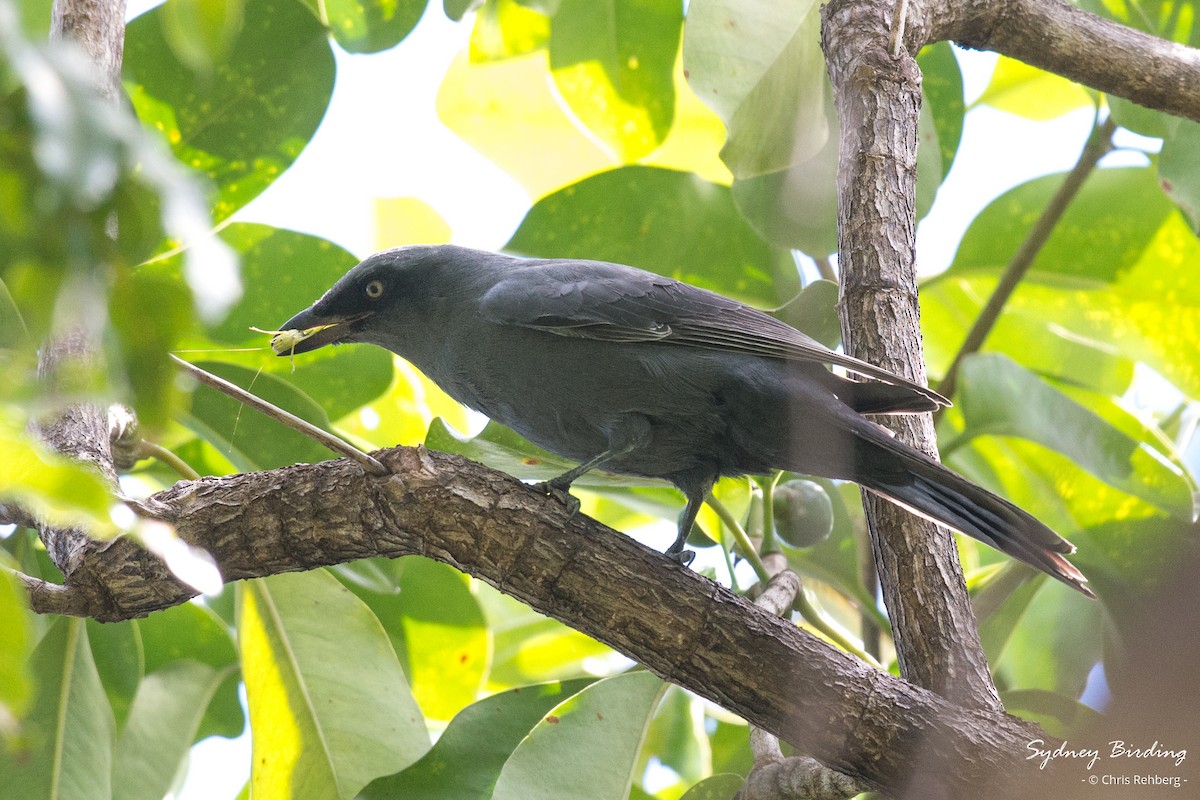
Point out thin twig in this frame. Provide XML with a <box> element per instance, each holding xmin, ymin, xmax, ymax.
<box><xmin>170</xmin><ymin>355</ymin><xmax>389</xmax><ymax>476</ymax></box>
<box><xmin>136</xmin><ymin>440</ymin><xmax>201</xmax><ymax>481</ymax></box>
<box><xmin>934</xmin><ymin>115</ymin><xmax>1117</xmax><ymax>410</ymax></box>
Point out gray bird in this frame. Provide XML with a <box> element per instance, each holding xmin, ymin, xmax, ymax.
<box><xmin>278</xmin><ymin>244</ymin><xmax>1091</xmax><ymax>597</ymax></box>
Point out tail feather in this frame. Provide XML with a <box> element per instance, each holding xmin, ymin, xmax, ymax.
<box><xmin>858</xmin><ymin>432</ymin><xmax>1094</xmax><ymax>598</ymax></box>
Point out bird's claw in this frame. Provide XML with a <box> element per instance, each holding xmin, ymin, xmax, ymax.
<box><xmin>665</xmin><ymin>547</ymin><xmax>695</xmax><ymax>567</ymax></box>
<box><xmin>534</xmin><ymin>480</ymin><xmax>581</xmax><ymax>520</ymax></box>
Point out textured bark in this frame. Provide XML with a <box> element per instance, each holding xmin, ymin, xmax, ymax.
<box><xmin>917</xmin><ymin>0</ymin><xmax>1200</xmax><ymax>122</ymax></box>
<box><xmin>51</xmin><ymin>0</ymin><xmax>127</xmax><ymax>100</ymax></box>
<box><xmin>821</xmin><ymin>0</ymin><xmax>1002</xmax><ymax>711</ymax></box>
<box><xmin>23</xmin><ymin>446</ymin><xmax>1058</xmax><ymax>797</ymax></box>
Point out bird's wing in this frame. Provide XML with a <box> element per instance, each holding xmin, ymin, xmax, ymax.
<box><xmin>480</xmin><ymin>263</ymin><xmax>949</xmax><ymax>407</ymax></box>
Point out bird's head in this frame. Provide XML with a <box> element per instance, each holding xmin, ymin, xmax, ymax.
<box><xmin>276</xmin><ymin>245</ymin><xmax>458</xmax><ymax>355</ymax></box>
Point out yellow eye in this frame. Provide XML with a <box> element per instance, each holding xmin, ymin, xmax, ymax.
<box><xmin>365</xmin><ymin>280</ymin><xmax>384</xmax><ymax>299</ymax></box>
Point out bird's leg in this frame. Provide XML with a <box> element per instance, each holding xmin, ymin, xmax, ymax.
<box><xmin>665</xmin><ymin>492</ymin><xmax>704</xmax><ymax>567</ymax></box>
<box><xmin>533</xmin><ymin>415</ymin><xmax>652</xmax><ymax>519</ymax></box>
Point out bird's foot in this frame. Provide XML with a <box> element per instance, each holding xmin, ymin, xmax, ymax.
<box><xmin>533</xmin><ymin>480</ymin><xmax>581</xmax><ymax>520</ymax></box>
<box><xmin>665</xmin><ymin>546</ymin><xmax>695</xmax><ymax>567</ymax></box>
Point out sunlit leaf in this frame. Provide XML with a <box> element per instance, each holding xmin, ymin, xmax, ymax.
<box><xmin>124</xmin><ymin>0</ymin><xmax>335</xmax><ymax>222</ymax></box>
<box><xmin>161</xmin><ymin>0</ymin><xmax>244</xmax><ymax>72</ymax></box>
<box><xmin>0</xmin><ymin>426</ymin><xmax>114</xmax><ymax>535</ymax></box>
<box><xmin>302</xmin><ymin>0</ymin><xmax>429</xmax><ymax>54</ymax></box>
<box><xmin>951</xmin><ymin>354</ymin><xmax>1194</xmax><ymax>518</ymax></box>
<box><xmin>549</xmin><ymin>0</ymin><xmax>681</xmax><ymax>161</ymax></box>
<box><xmin>375</xmin><ymin>197</ymin><xmax>453</xmax><ymax>248</ymax></box>
<box><xmin>470</xmin><ymin>0</ymin><xmax>550</xmax><ymax>61</ymax></box>
<box><xmin>361</xmin><ymin>679</ymin><xmax>595</xmax><ymax>799</ymax></box>
<box><xmin>0</xmin><ymin>567</ymin><xmax>33</xmax><ymax>726</ymax></box>
<box><xmin>240</xmin><ymin>570</ymin><xmax>429</xmax><ymax>800</ymax></box>
<box><xmin>491</xmin><ymin>671</ymin><xmax>667</xmax><ymax>800</ymax></box>
<box><xmin>972</xmin><ymin>57</ymin><xmax>1093</xmax><ymax>120</ymax></box>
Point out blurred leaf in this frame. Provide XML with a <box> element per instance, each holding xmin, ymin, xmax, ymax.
<box><xmin>952</xmin><ymin>354</ymin><xmax>1195</xmax><ymax>518</ymax></box>
<box><xmin>16</xmin><ymin>0</ymin><xmax>52</xmax><ymax>37</ymax></box>
<box><xmin>549</xmin><ymin>0</ymin><xmax>681</xmax><ymax>161</ymax></box>
<box><xmin>491</xmin><ymin>671</ymin><xmax>667</xmax><ymax>800</ymax></box>
<box><xmin>774</xmin><ymin>279</ymin><xmax>840</xmax><ymax>349</ymax></box>
<box><xmin>137</xmin><ymin>602</ymin><xmax>243</xmax><ymax>740</ymax></box>
<box><xmin>86</xmin><ymin>619</ymin><xmax>143</xmax><ymax>731</ymax></box>
<box><xmin>0</xmin><ymin>619</ymin><xmax>116</xmax><ymax>800</ymax></box>
<box><xmin>1001</xmin><ymin>688</ymin><xmax>1103</xmax><ymax>738</ymax></box>
<box><xmin>161</xmin><ymin>0</ymin><xmax>244</xmax><ymax>72</ymax></box>
<box><xmin>916</xmin><ymin>42</ymin><xmax>965</xmax><ymax>178</ymax></box>
<box><xmin>680</xmin><ymin>774</ymin><xmax>743</xmax><ymax>800</ymax></box>
<box><xmin>477</xmin><ymin>584</ymin><xmax>617</xmax><ymax>688</ymax></box>
<box><xmin>972</xmin><ymin>57</ymin><xmax>1093</xmax><ymax>119</ymax></box>
<box><xmin>112</xmin><ymin>661</ymin><xmax>233</xmax><ymax>800</ymax></box>
<box><xmin>1108</xmin><ymin>95</ymin><xmax>1172</xmax><ymax>139</ymax></box>
<box><xmin>708</xmin><ymin>717</ymin><xmax>752</xmax><ymax>777</ymax></box>
<box><xmin>124</xmin><ymin>0</ymin><xmax>335</xmax><ymax>222</ymax></box>
<box><xmin>110</xmin><ymin>268</ymin><xmax>194</xmax><ymax>430</ymax></box>
<box><xmin>375</xmin><ymin>197</ymin><xmax>453</xmax><ymax>248</ymax></box>
<box><xmin>683</xmin><ymin>0</ymin><xmax>825</xmax><ymax>178</ymax></box>
<box><xmin>1160</xmin><ymin>119</ymin><xmax>1200</xmax><ymax>232</ymax></box>
<box><xmin>302</xmin><ymin>0</ymin><xmax>428</xmax><ymax>54</ymax></box>
<box><xmin>240</xmin><ymin>570</ymin><xmax>430</xmax><ymax>800</ymax></box>
<box><xmin>361</xmin><ymin>678</ymin><xmax>595</xmax><ymax>799</ymax></box>
<box><xmin>0</xmin><ymin>425</ymin><xmax>114</xmax><ymax>534</ymax></box>
<box><xmin>641</xmin><ymin>686</ymin><xmax>707</xmax><ymax>784</ymax></box>
<box><xmin>338</xmin><ymin>358</ymin><xmax>471</xmax><ymax>448</ymax></box>
<box><xmin>470</xmin><ymin>0</ymin><xmax>550</xmax><ymax>61</ymax></box>
<box><xmin>506</xmin><ymin>166</ymin><xmax>796</xmax><ymax>306</ymax></box>
<box><xmin>0</xmin><ymin>567</ymin><xmax>33</xmax><ymax>725</ymax></box>
<box><xmin>444</xmin><ymin>0</ymin><xmax>481</xmax><ymax>21</ymax></box>
<box><xmin>182</xmin><ymin>360</ymin><xmax>336</xmax><ymax>471</ymax></box>
<box><xmin>992</xmin><ymin>581</ymin><xmax>1102</xmax><ymax>698</ymax></box>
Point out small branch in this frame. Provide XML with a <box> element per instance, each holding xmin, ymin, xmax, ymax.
<box><xmin>136</xmin><ymin>440</ymin><xmax>201</xmax><ymax>481</ymax></box>
<box><xmin>935</xmin><ymin>116</ymin><xmax>1117</xmax><ymax>405</ymax></box>
<box><xmin>170</xmin><ymin>355</ymin><xmax>388</xmax><ymax>477</ymax></box>
<box><xmin>918</xmin><ymin>0</ymin><xmax>1200</xmax><ymax>124</ymax></box>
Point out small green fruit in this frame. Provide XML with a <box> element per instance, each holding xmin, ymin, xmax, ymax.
<box><xmin>772</xmin><ymin>479</ymin><xmax>834</xmax><ymax>548</ymax></box>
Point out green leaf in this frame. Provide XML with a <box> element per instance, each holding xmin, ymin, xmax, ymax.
<box><xmin>86</xmin><ymin>619</ymin><xmax>143</xmax><ymax>731</ymax></box>
<box><xmin>344</xmin><ymin>557</ymin><xmax>489</xmax><ymax>721</ymax></box>
<box><xmin>683</xmin><ymin>0</ymin><xmax>825</xmax><ymax>178</ymax></box>
<box><xmin>160</xmin><ymin>0</ymin><xmax>245</xmax><ymax>72</ymax></box>
<box><xmin>680</xmin><ymin>774</ymin><xmax>744</xmax><ymax>800</ymax></box>
<box><xmin>505</xmin><ymin>166</ymin><xmax>796</xmax><ymax>306</ymax></box>
<box><xmin>0</xmin><ymin>426</ymin><xmax>115</xmax><ymax>535</ymax></box>
<box><xmin>303</xmin><ymin>0</ymin><xmax>429</xmax><ymax>54</ymax></box>
<box><xmin>182</xmin><ymin>360</ymin><xmax>336</xmax><ymax>471</ymax></box>
<box><xmin>972</xmin><ymin>57</ymin><xmax>1093</xmax><ymax>120</ymax></box>
<box><xmin>949</xmin><ymin>167</ymin><xmax>1175</xmax><ymax>283</ymax></box>
<box><xmin>137</xmin><ymin>602</ymin><xmax>243</xmax><ymax>740</ymax></box>
<box><xmin>916</xmin><ymin>42</ymin><xmax>965</xmax><ymax>178</ymax></box>
<box><xmin>491</xmin><ymin>671</ymin><xmax>667</xmax><ymax>800</ymax></box>
<box><xmin>124</xmin><ymin>0</ymin><xmax>336</xmax><ymax>222</ymax></box>
<box><xmin>775</xmin><ymin>279</ymin><xmax>841</xmax><ymax>349</ymax></box>
<box><xmin>1160</xmin><ymin>119</ymin><xmax>1200</xmax><ymax>232</ymax></box>
<box><xmin>111</xmin><ymin>661</ymin><xmax>233</xmax><ymax>800</ymax></box>
<box><xmin>952</xmin><ymin>354</ymin><xmax>1195</xmax><ymax>518</ymax></box>
<box><xmin>549</xmin><ymin>0</ymin><xmax>682</xmax><ymax>161</ymax></box>
<box><xmin>477</xmin><ymin>584</ymin><xmax>616</xmax><ymax>686</ymax></box>
<box><xmin>361</xmin><ymin>679</ymin><xmax>595</xmax><ymax>799</ymax></box>
<box><xmin>110</xmin><ymin>268</ymin><xmax>194</xmax><ymax>430</ymax></box>
<box><xmin>240</xmin><ymin>570</ymin><xmax>430</xmax><ymax>800</ymax></box>
<box><xmin>0</xmin><ymin>619</ymin><xmax>116</xmax><ymax>800</ymax></box>
<box><xmin>1001</xmin><ymin>688</ymin><xmax>1103</xmax><ymax>738</ymax></box>
<box><xmin>0</xmin><ymin>567</ymin><xmax>34</xmax><ymax>725</ymax></box>
<box><xmin>470</xmin><ymin>0</ymin><xmax>551</xmax><ymax>61</ymax></box>
<box><xmin>992</xmin><ymin>582</ymin><xmax>1102</xmax><ymax>699</ymax></box>
<box><xmin>641</xmin><ymin>686</ymin><xmax>707</xmax><ymax>784</ymax></box>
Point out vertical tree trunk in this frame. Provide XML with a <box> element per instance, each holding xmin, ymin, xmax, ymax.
<box><xmin>821</xmin><ymin>0</ymin><xmax>1002</xmax><ymax>713</ymax></box>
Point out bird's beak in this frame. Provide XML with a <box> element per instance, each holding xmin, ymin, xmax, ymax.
<box><xmin>273</xmin><ymin>307</ymin><xmax>374</xmax><ymax>356</ymax></box>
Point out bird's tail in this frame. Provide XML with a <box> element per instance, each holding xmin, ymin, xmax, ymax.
<box><xmin>855</xmin><ymin>429</ymin><xmax>1094</xmax><ymax>598</ymax></box>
